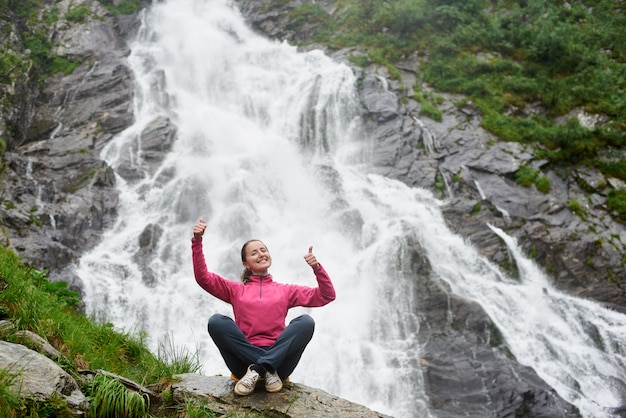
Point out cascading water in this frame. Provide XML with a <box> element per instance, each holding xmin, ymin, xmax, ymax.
<box><xmin>75</xmin><ymin>1</ymin><xmax>626</xmax><ymax>417</ymax></box>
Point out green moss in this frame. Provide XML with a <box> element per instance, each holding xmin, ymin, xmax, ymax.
<box><xmin>50</xmin><ymin>56</ymin><xmax>82</xmax><ymax>76</ymax></box>
<box><xmin>65</xmin><ymin>5</ymin><xmax>91</xmax><ymax>23</ymax></box>
<box><xmin>607</xmin><ymin>188</ymin><xmax>626</xmax><ymax>222</ymax></box>
<box><xmin>470</xmin><ymin>201</ymin><xmax>481</xmax><ymax>215</ymax></box>
<box><xmin>515</xmin><ymin>165</ymin><xmax>551</xmax><ymax>193</ymax></box>
<box><xmin>568</xmin><ymin>199</ymin><xmax>588</xmax><ymax>220</ymax></box>
<box><xmin>98</xmin><ymin>0</ymin><xmax>143</xmax><ymax>15</ymax></box>
<box><xmin>349</xmin><ymin>54</ymin><xmax>370</xmax><ymax>67</ymax></box>
<box><xmin>414</xmin><ymin>90</ymin><xmax>443</xmax><ymax>122</ymax></box>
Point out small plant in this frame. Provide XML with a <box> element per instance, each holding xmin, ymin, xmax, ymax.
<box><xmin>434</xmin><ymin>172</ymin><xmax>445</xmax><ymax>196</ymax></box>
<box><xmin>414</xmin><ymin>90</ymin><xmax>443</xmax><ymax>122</ymax></box>
<box><xmin>50</xmin><ymin>56</ymin><xmax>82</xmax><ymax>76</ymax></box>
<box><xmin>28</xmin><ymin>214</ymin><xmax>43</xmax><ymax>227</ymax></box>
<box><xmin>24</xmin><ymin>394</ymin><xmax>72</xmax><ymax>417</ymax></box>
<box><xmin>65</xmin><ymin>5</ymin><xmax>91</xmax><ymax>23</ymax></box>
<box><xmin>156</xmin><ymin>334</ymin><xmax>203</xmax><ymax>376</ymax></box>
<box><xmin>87</xmin><ymin>374</ymin><xmax>150</xmax><ymax>418</ymax></box>
<box><xmin>348</xmin><ymin>54</ymin><xmax>370</xmax><ymax>67</ymax></box>
<box><xmin>607</xmin><ymin>188</ymin><xmax>626</xmax><ymax>222</ymax></box>
<box><xmin>182</xmin><ymin>399</ymin><xmax>219</xmax><ymax>418</ymax></box>
<box><xmin>515</xmin><ymin>165</ymin><xmax>551</xmax><ymax>193</ymax></box>
<box><xmin>470</xmin><ymin>201</ymin><xmax>481</xmax><ymax>215</ymax></box>
<box><xmin>568</xmin><ymin>199</ymin><xmax>588</xmax><ymax>220</ymax></box>
<box><xmin>98</xmin><ymin>0</ymin><xmax>143</xmax><ymax>16</ymax></box>
<box><xmin>515</xmin><ymin>165</ymin><xmax>537</xmax><ymax>187</ymax></box>
<box><xmin>0</xmin><ymin>369</ymin><xmax>23</xmax><ymax>416</ymax></box>
<box><xmin>44</xmin><ymin>280</ymin><xmax>82</xmax><ymax>309</ymax></box>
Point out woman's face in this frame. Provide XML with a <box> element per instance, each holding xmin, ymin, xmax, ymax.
<box><xmin>242</xmin><ymin>240</ymin><xmax>272</xmax><ymax>275</ymax></box>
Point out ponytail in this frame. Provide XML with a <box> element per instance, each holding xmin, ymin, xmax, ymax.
<box><xmin>241</xmin><ymin>267</ymin><xmax>252</xmax><ymax>284</ymax></box>
<box><xmin>240</xmin><ymin>239</ymin><xmax>264</xmax><ymax>284</ymax></box>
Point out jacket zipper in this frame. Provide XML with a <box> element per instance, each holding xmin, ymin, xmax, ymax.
<box><xmin>259</xmin><ymin>277</ymin><xmax>263</xmax><ymax>299</ymax></box>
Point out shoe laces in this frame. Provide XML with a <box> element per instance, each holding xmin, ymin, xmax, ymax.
<box><xmin>240</xmin><ymin>370</ymin><xmax>259</xmax><ymax>388</ymax></box>
<box><xmin>265</xmin><ymin>370</ymin><xmax>280</xmax><ymax>385</ymax></box>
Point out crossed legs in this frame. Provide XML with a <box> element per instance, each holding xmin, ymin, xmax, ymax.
<box><xmin>207</xmin><ymin>313</ymin><xmax>315</xmax><ymax>380</ymax></box>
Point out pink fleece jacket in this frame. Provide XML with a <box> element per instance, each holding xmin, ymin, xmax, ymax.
<box><xmin>192</xmin><ymin>238</ymin><xmax>336</xmax><ymax>347</ymax></box>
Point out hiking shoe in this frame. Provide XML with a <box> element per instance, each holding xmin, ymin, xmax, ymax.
<box><xmin>264</xmin><ymin>370</ymin><xmax>283</xmax><ymax>393</ymax></box>
<box><xmin>234</xmin><ymin>365</ymin><xmax>260</xmax><ymax>396</ymax></box>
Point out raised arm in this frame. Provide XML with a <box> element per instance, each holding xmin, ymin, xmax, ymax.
<box><xmin>288</xmin><ymin>246</ymin><xmax>336</xmax><ymax>307</ymax></box>
<box><xmin>191</xmin><ymin>219</ymin><xmax>235</xmax><ymax>303</ymax></box>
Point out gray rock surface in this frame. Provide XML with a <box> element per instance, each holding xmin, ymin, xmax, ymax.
<box><xmin>0</xmin><ymin>340</ymin><xmax>88</xmax><ymax>411</ymax></box>
<box><xmin>172</xmin><ymin>373</ymin><xmax>393</xmax><ymax>418</ymax></box>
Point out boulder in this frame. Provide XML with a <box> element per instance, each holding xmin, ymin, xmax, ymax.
<box><xmin>0</xmin><ymin>340</ymin><xmax>88</xmax><ymax>411</ymax></box>
<box><xmin>172</xmin><ymin>373</ymin><xmax>393</xmax><ymax>418</ymax></box>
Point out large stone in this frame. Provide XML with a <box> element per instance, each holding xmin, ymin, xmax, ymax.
<box><xmin>172</xmin><ymin>373</ymin><xmax>392</xmax><ymax>418</ymax></box>
<box><xmin>0</xmin><ymin>341</ymin><xmax>88</xmax><ymax>410</ymax></box>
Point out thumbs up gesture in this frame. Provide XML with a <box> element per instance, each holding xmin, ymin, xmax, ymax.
<box><xmin>193</xmin><ymin>219</ymin><xmax>206</xmax><ymax>240</ymax></box>
<box><xmin>304</xmin><ymin>246</ymin><xmax>320</xmax><ymax>269</ymax></box>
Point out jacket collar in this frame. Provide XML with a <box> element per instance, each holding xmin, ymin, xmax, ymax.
<box><xmin>248</xmin><ymin>274</ymin><xmax>273</xmax><ymax>283</ymax></box>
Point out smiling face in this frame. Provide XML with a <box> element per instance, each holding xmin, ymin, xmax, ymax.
<box><xmin>242</xmin><ymin>240</ymin><xmax>272</xmax><ymax>275</ymax></box>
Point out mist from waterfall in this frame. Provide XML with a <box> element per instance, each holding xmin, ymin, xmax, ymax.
<box><xmin>75</xmin><ymin>1</ymin><xmax>626</xmax><ymax>417</ymax></box>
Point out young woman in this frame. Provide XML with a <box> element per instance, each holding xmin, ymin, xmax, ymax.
<box><xmin>191</xmin><ymin>219</ymin><xmax>336</xmax><ymax>395</ymax></box>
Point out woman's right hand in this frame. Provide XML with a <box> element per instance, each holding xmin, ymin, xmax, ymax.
<box><xmin>193</xmin><ymin>218</ymin><xmax>206</xmax><ymax>240</ymax></box>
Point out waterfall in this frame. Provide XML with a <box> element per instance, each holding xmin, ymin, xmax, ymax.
<box><xmin>75</xmin><ymin>1</ymin><xmax>626</xmax><ymax>417</ymax></box>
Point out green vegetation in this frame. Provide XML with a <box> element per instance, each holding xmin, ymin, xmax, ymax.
<box><xmin>293</xmin><ymin>0</ymin><xmax>626</xmax><ymax>180</ymax></box>
<box><xmin>98</xmin><ymin>0</ymin><xmax>145</xmax><ymax>15</ymax></box>
<box><xmin>607</xmin><ymin>188</ymin><xmax>626</xmax><ymax>222</ymax></box>
<box><xmin>470</xmin><ymin>201</ymin><xmax>481</xmax><ymax>215</ymax></box>
<box><xmin>0</xmin><ymin>0</ymin><xmax>147</xmax><ymax>153</ymax></box>
<box><xmin>0</xmin><ymin>369</ymin><xmax>23</xmax><ymax>416</ymax></box>
<box><xmin>413</xmin><ymin>88</ymin><xmax>443</xmax><ymax>122</ymax></box>
<box><xmin>65</xmin><ymin>5</ymin><xmax>91</xmax><ymax>23</ymax></box>
<box><xmin>89</xmin><ymin>374</ymin><xmax>150</xmax><ymax>418</ymax></box>
<box><xmin>568</xmin><ymin>198</ymin><xmax>588</xmax><ymax>220</ymax></box>
<box><xmin>514</xmin><ymin>165</ymin><xmax>551</xmax><ymax>193</ymax></box>
<box><xmin>0</xmin><ymin>245</ymin><xmax>206</xmax><ymax>416</ymax></box>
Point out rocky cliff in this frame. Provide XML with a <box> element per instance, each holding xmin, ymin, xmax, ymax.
<box><xmin>0</xmin><ymin>0</ymin><xmax>624</xmax><ymax>417</ymax></box>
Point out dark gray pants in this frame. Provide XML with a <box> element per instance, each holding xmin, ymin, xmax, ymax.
<box><xmin>208</xmin><ymin>313</ymin><xmax>315</xmax><ymax>380</ymax></box>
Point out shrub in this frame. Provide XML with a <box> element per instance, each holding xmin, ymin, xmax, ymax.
<box><xmin>49</xmin><ymin>56</ymin><xmax>81</xmax><ymax>76</ymax></box>
<box><xmin>607</xmin><ymin>188</ymin><xmax>626</xmax><ymax>222</ymax></box>
<box><xmin>65</xmin><ymin>5</ymin><xmax>90</xmax><ymax>23</ymax></box>
<box><xmin>515</xmin><ymin>165</ymin><xmax>551</xmax><ymax>193</ymax></box>
<box><xmin>514</xmin><ymin>165</ymin><xmax>536</xmax><ymax>187</ymax></box>
<box><xmin>414</xmin><ymin>91</ymin><xmax>442</xmax><ymax>122</ymax></box>
<box><xmin>568</xmin><ymin>198</ymin><xmax>588</xmax><ymax>220</ymax></box>
<box><xmin>598</xmin><ymin>158</ymin><xmax>626</xmax><ymax>182</ymax></box>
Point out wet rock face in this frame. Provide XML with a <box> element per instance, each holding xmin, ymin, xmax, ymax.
<box><xmin>0</xmin><ymin>1</ymin><xmax>145</xmax><ymax>286</ymax></box>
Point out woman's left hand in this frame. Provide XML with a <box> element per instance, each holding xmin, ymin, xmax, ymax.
<box><xmin>304</xmin><ymin>246</ymin><xmax>320</xmax><ymax>269</ymax></box>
